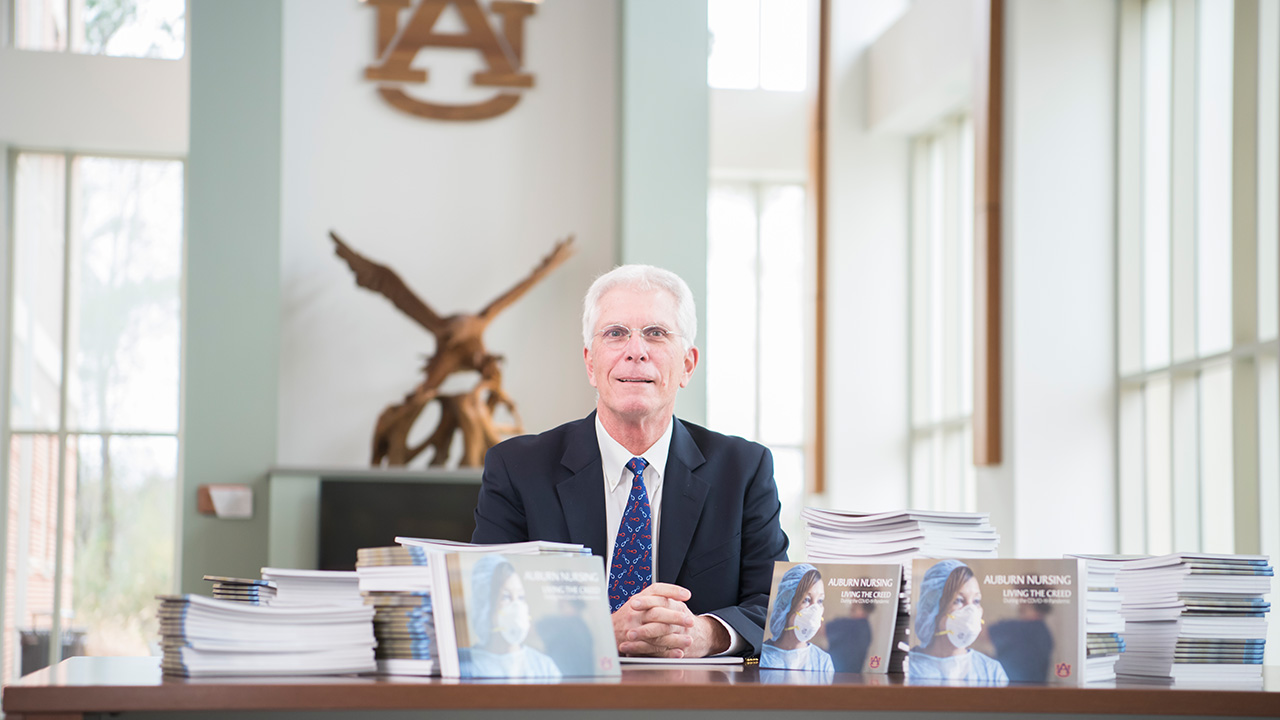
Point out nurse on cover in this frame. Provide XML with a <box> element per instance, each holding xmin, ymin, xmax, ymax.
<box><xmin>461</xmin><ymin>555</ymin><xmax>562</xmax><ymax>679</ymax></box>
<box><xmin>908</xmin><ymin>559</ymin><xmax>1009</xmax><ymax>684</ymax></box>
<box><xmin>761</xmin><ymin>564</ymin><xmax>835</xmax><ymax>674</ymax></box>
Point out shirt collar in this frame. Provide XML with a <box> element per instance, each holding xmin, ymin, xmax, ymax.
<box><xmin>595</xmin><ymin>414</ymin><xmax>674</xmax><ymax>491</ymax></box>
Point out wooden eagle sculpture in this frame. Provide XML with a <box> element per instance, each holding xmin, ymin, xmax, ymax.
<box><xmin>330</xmin><ymin>230</ymin><xmax>575</xmax><ymax>467</ymax></box>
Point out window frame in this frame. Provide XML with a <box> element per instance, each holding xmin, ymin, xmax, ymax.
<box><xmin>907</xmin><ymin>115</ymin><xmax>977</xmax><ymax>512</ymax></box>
<box><xmin>1114</xmin><ymin>0</ymin><xmax>1279</xmax><ymax>558</ymax></box>
<box><xmin>0</xmin><ymin>147</ymin><xmax>187</xmax><ymax>681</ymax></box>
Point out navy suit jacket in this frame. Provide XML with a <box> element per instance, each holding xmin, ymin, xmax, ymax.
<box><xmin>472</xmin><ymin>412</ymin><xmax>790</xmax><ymax>655</ymax></box>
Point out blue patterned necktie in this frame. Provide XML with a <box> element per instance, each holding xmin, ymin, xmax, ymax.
<box><xmin>608</xmin><ymin>457</ymin><xmax>652</xmax><ymax>612</ymax></box>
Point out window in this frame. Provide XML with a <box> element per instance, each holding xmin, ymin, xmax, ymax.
<box><xmin>3</xmin><ymin>151</ymin><xmax>184</xmax><ymax>681</ymax></box>
<box><xmin>13</xmin><ymin>0</ymin><xmax>185</xmax><ymax>58</ymax></box>
<box><xmin>707</xmin><ymin>0</ymin><xmax>808</xmax><ymax>91</ymax></box>
<box><xmin>707</xmin><ymin>181</ymin><xmax>809</xmax><ymax>543</ymax></box>
<box><xmin>1116</xmin><ymin>0</ymin><xmax>1279</xmax><ymax>558</ymax></box>
<box><xmin>908</xmin><ymin>116</ymin><xmax>975</xmax><ymax>511</ymax></box>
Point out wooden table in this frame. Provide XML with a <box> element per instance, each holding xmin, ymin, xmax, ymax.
<box><xmin>4</xmin><ymin>657</ymin><xmax>1279</xmax><ymax>720</ymax></box>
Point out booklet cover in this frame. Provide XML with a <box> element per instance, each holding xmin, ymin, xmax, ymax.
<box><xmin>760</xmin><ymin>562</ymin><xmax>901</xmax><ymax>675</ymax></box>
<box><xmin>434</xmin><ymin>552</ymin><xmax>620</xmax><ymax>679</ymax></box>
<box><xmin>908</xmin><ymin>558</ymin><xmax>1084</xmax><ymax>685</ymax></box>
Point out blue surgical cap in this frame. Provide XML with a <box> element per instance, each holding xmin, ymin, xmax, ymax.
<box><xmin>768</xmin><ymin>563</ymin><xmax>819</xmax><ymax>640</ymax></box>
<box><xmin>914</xmin><ymin>559</ymin><xmax>967</xmax><ymax>645</ymax></box>
<box><xmin>469</xmin><ymin>554</ymin><xmax>514</xmax><ymax>646</ymax></box>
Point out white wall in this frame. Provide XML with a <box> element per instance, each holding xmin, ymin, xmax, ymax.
<box><xmin>820</xmin><ymin>0</ymin><xmax>913</xmax><ymax>514</ymax></box>
<box><xmin>276</xmin><ymin>0</ymin><xmax>618</xmax><ymax>467</ymax></box>
<box><xmin>710</xmin><ymin>89</ymin><xmax>810</xmax><ymax>181</ymax></box>
<box><xmin>997</xmin><ymin>0</ymin><xmax>1118</xmax><ymax>557</ymax></box>
<box><xmin>867</xmin><ymin>0</ymin><xmax>975</xmax><ymax>135</ymax></box>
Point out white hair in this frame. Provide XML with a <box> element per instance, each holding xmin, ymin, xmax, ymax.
<box><xmin>581</xmin><ymin>264</ymin><xmax>697</xmax><ymax>351</ymax></box>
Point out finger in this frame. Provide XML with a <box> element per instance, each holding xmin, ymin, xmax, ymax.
<box><xmin>627</xmin><ymin>621</ymin><xmax>694</xmax><ymax>644</ymax></box>
<box><xmin>632</xmin><ymin>583</ymin><xmax>692</xmax><ymax>602</ymax></box>
<box><xmin>619</xmin><ymin>639</ymin><xmax>688</xmax><ymax>658</ymax></box>
<box><xmin>635</xmin><ymin>606</ymin><xmax>695</xmax><ymax>627</ymax></box>
<box><xmin>625</xmin><ymin>594</ymin><xmax>695</xmax><ymax>619</ymax></box>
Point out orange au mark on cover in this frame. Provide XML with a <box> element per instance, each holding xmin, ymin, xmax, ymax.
<box><xmin>1055</xmin><ymin>663</ymin><xmax>1072</xmax><ymax>678</ymax></box>
<box><xmin>869</xmin><ymin>656</ymin><xmax>882</xmax><ymax>669</ymax></box>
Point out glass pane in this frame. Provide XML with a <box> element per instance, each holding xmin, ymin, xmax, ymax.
<box><xmin>58</xmin><ymin>435</ymin><xmax>175</xmax><ymax>659</ymax></box>
<box><xmin>768</xmin><ymin>445</ymin><xmax>805</xmax><ymax>559</ymax></box>
<box><xmin>961</xmin><ymin>423</ymin><xmax>975</xmax><ymax>512</ymax></box>
<box><xmin>757</xmin><ymin>184</ymin><xmax>805</xmax><ymax>446</ymax></box>
<box><xmin>1144</xmin><ymin>375</ymin><xmax>1172</xmax><ymax>555</ymax></box>
<box><xmin>1196</xmin><ymin>0</ymin><xmax>1233</xmax><ymax>357</ymax></box>
<box><xmin>940</xmin><ymin>125</ymin><xmax>961</xmax><ymax>420</ymax></box>
<box><xmin>707</xmin><ymin>184</ymin><xmax>759</xmax><ymax>440</ymax></box>
<box><xmin>1118</xmin><ymin>387</ymin><xmax>1146</xmax><ymax>554</ymax></box>
<box><xmin>708</xmin><ymin>0</ymin><xmax>760</xmax><ymax>89</ymax></box>
<box><xmin>1170</xmin><ymin>373</ymin><xmax>1200</xmax><ymax>551</ymax></box>
<box><xmin>4</xmin><ymin>434</ymin><xmax>66</xmax><ymax>682</ymax></box>
<box><xmin>910</xmin><ymin>434</ymin><xmax>933</xmax><ymax>510</ymax></box>
<box><xmin>70</xmin><ymin>0</ymin><xmax>186</xmax><ymax>59</ymax></box>
<box><xmin>68</xmin><ymin>156</ymin><xmax>183</xmax><ymax>434</ymax></box>
<box><xmin>1200</xmin><ymin>362</ymin><xmax>1234</xmax><ymax>553</ymax></box>
<box><xmin>759</xmin><ymin>0</ymin><xmax>807</xmax><ymax>92</ymax></box>
<box><xmin>11</xmin><ymin>153</ymin><xmax>67</xmax><ymax>433</ymax></box>
<box><xmin>1258</xmin><ymin>354</ymin><xmax>1279</xmax><ymax>559</ymax></box>
<box><xmin>14</xmin><ymin>0</ymin><xmax>68</xmax><ymax>51</ymax></box>
<box><xmin>1259</xmin><ymin>0</ymin><xmax>1280</xmax><ymax>342</ymax></box>
<box><xmin>1260</xmin><ymin>354</ymin><xmax>1280</xmax><ymax>665</ymax></box>
<box><xmin>958</xmin><ymin>118</ymin><xmax>975</xmax><ymax>416</ymax></box>
<box><xmin>910</xmin><ymin>138</ymin><xmax>935</xmax><ymax>426</ymax></box>
<box><xmin>941</xmin><ymin>427</ymin><xmax>964</xmax><ymax>511</ymax></box>
<box><xmin>1142</xmin><ymin>0</ymin><xmax>1172</xmax><ymax>370</ymax></box>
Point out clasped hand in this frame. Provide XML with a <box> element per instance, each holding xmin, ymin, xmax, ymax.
<box><xmin>611</xmin><ymin>583</ymin><xmax>728</xmax><ymax>658</ymax></box>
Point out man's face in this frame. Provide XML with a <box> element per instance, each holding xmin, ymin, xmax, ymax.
<box><xmin>584</xmin><ymin>286</ymin><xmax>698</xmax><ymax>427</ymax></box>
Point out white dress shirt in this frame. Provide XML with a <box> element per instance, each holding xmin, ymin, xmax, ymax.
<box><xmin>597</xmin><ymin>415</ymin><xmax>671</xmax><ymax>577</ymax></box>
<box><xmin>595</xmin><ymin>415</ymin><xmax>746</xmax><ymax>656</ymax></box>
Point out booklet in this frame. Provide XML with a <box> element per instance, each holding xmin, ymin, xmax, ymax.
<box><xmin>433</xmin><ymin>551</ymin><xmax>620</xmax><ymax>679</ymax></box>
<box><xmin>907</xmin><ymin>558</ymin><xmax>1084</xmax><ymax>685</ymax></box>
<box><xmin>759</xmin><ymin>561</ymin><xmax>901</xmax><ymax>674</ymax></box>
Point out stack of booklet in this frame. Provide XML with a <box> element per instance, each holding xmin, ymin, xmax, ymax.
<box><xmin>1068</xmin><ymin>556</ymin><xmax>1126</xmax><ymax>683</ymax></box>
<box><xmin>801</xmin><ymin>509</ymin><xmax>1001</xmax><ymax>671</ymax></box>
<box><xmin>156</xmin><ymin>594</ymin><xmax>375</xmax><ymax>677</ymax></box>
<box><xmin>262</xmin><ymin>567</ymin><xmax>364</xmax><ymax>608</ymax></box>
<box><xmin>1078</xmin><ymin>553</ymin><xmax>1272</xmax><ymax>688</ymax></box>
<box><xmin>355</xmin><ymin>545</ymin><xmax>437</xmax><ymax>675</ymax></box>
<box><xmin>202</xmin><ymin>575</ymin><xmax>277</xmax><ymax>605</ymax></box>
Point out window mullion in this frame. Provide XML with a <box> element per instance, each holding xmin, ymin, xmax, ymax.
<box><xmin>48</xmin><ymin>152</ymin><xmax>75</xmax><ymax>667</ymax></box>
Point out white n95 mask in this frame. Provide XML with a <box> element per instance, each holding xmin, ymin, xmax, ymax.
<box><xmin>941</xmin><ymin>604</ymin><xmax>983</xmax><ymax>649</ymax></box>
<box><xmin>495</xmin><ymin>601</ymin><xmax>531</xmax><ymax>646</ymax></box>
<box><xmin>789</xmin><ymin>605</ymin><xmax>823</xmax><ymax>643</ymax></box>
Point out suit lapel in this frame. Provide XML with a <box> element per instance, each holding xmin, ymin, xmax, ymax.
<box><xmin>556</xmin><ymin>412</ymin><xmax>608</xmax><ymax>557</ymax></box>
<box><xmin>658</xmin><ymin>419</ymin><xmax>708</xmax><ymax>584</ymax></box>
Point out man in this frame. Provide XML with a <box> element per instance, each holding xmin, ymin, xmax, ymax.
<box><xmin>472</xmin><ymin>265</ymin><xmax>790</xmax><ymax>658</ymax></box>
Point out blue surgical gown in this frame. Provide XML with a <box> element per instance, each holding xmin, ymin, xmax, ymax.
<box><xmin>761</xmin><ymin>642</ymin><xmax>835</xmax><ymax>674</ymax></box>
<box><xmin>907</xmin><ymin>647</ymin><xmax>1009</xmax><ymax>684</ymax></box>
<box><xmin>461</xmin><ymin>646</ymin><xmax>563</xmax><ymax>679</ymax></box>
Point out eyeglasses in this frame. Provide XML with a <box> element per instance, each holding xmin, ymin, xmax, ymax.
<box><xmin>596</xmin><ymin>324</ymin><xmax>680</xmax><ymax>346</ymax></box>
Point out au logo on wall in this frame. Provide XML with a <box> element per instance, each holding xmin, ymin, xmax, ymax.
<box><xmin>363</xmin><ymin>0</ymin><xmax>537</xmax><ymax>121</ymax></box>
